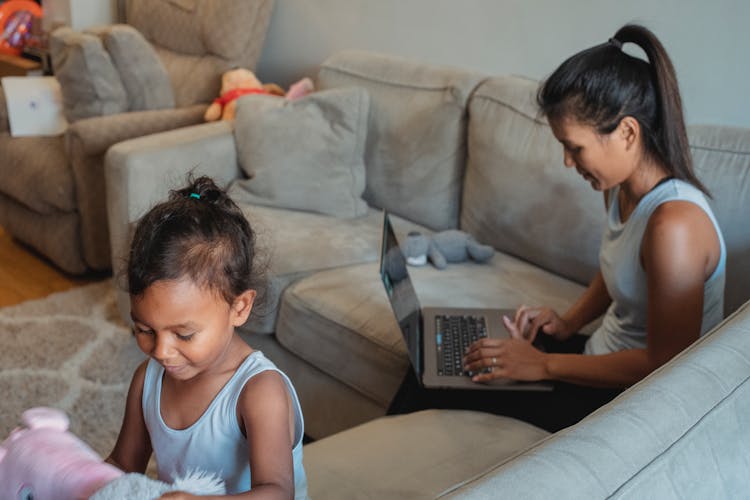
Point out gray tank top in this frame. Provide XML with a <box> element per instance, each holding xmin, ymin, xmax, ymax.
<box><xmin>142</xmin><ymin>351</ymin><xmax>308</xmax><ymax>498</ymax></box>
<box><xmin>585</xmin><ymin>179</ymin><xmax>726</xmax><ymax>355</ymax></box>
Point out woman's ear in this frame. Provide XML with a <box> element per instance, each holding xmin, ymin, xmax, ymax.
<box><xmin>230</xmin><ymin>289</ymin><xmax>257</xmax><ymax>326</ymax></box>
<box><xmin>618</xmin><ymin>116</ymin><xmax>640</xmax><ymax>150</ymax></box>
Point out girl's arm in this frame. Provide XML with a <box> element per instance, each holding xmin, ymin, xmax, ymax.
<box><xmin>238</xmin><ymin>370</ymin><xmax>296</xmax><ymax>499</ymax></box>
<box><xmin>106</xmin><ymin>360</ymin><xmax>153</xmax><ymax>472</ymax></box>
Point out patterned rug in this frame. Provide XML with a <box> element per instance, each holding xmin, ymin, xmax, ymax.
<box><xmin>0</xmin><ymin>281</ymin><xmax>145</xmax><ymax>457</ymax></box>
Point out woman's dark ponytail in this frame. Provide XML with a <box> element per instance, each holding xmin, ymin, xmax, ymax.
<box><xmin>538</xmin><ymin>24</ymin><xmax>709</xmax><ymax>196</ymax></box>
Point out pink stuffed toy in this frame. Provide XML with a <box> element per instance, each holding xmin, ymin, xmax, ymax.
<box><xmin>0</xmin><ymin>407</ymin><xmax>225</xmax><ymax>500</ymax></box>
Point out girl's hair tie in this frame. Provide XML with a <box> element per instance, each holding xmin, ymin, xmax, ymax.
<box><xmin>189</xmin><ymin>193</ymin><xmax>201</xmax><ymax>199</ymax></box>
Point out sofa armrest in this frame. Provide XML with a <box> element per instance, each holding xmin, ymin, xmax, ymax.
<box><xmin>105</xmin><ymin>120</ymin><xmax>242</xmax><ymax>320</ymax></box>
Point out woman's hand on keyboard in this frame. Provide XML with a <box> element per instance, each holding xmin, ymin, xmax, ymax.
<box><xmin>462</xmin><ymin>337</ymin><xmax>549</xmax><ymax>382</ymax></box>
<box><xmin>504</xmin><ymin>305</ymin><xmax>570</xmax><ymax>342</ymax></box>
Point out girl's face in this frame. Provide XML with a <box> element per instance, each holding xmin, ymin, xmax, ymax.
<box><xmin>130</xmin><ymin>279</ymin><xmax>255</xmax><ymax>381</ymax></box>
<box><xmin>549</xmin><ymin>115</ymin><xmax>637</xmax><ymax>191</ymax></box>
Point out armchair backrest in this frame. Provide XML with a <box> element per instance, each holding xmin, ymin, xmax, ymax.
<box><xmin>124</xmin><ymin>0</ymin><xmax>275</xmax><ymax>106</ymax></box>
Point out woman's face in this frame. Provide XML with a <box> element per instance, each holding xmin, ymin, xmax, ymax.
<box><xmin>549</xmin><ymin>116</ymin><xmax>635</xmax><ymax>191</ymax></box>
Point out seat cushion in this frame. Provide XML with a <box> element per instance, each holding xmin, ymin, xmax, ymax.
<box><xmin>0</xmin><ymin>135</ymin><xmax>75</xmax><ymax>214</ymax></box>
<box><xmin>276</xmin><ymin>243</ymin><xmax>587</xmax><ymax>407</ymax></box>
<box><xmin>237</xmin><ymin>205</ymin><xmax>386</xmax><ymax>334</ymax></box>
<box><xmin>303</xmin><ymin>409</ymin><xmax>549</xmax><ymax>500</ymax></box>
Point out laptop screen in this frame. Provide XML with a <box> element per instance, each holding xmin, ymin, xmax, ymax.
<box><xmin>380</xmin><ymin>213</ymin><xmax>422</xmax><ymax>377</ymax></box>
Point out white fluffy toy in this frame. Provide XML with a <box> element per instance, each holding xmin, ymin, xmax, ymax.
<box><xmin>0</xmin><ymin>407</ymin><xmax>226</xmax><ymax>499</ymax></box>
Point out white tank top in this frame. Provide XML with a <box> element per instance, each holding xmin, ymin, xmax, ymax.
<box><xmin>142</xmin><ymin>351</ymin><xmax>308</xmax><ymax>498</ymax></box>
<box><xmin>585</xmin><ymin>179</ymin><xmax>726</xmax><ymax>355</ymax></box>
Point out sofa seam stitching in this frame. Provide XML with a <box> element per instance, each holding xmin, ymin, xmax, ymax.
<box><xmin>606</xmin><ymin>372</ymin><xmax>750</xmax><ymax>498</ymax></box>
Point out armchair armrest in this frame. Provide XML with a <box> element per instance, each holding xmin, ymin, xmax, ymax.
<box><xmin>105</xmin><ymin>121</ymin><xmax>242</xmax><ymax>320</ymax></box>
<box><xmin>66</xmin><ymin>104</ymin><xmax>208</xmax><ymax>156</ymax></box>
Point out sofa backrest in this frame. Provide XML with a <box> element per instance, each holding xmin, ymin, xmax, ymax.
<box><xmin>317</xmin><ymin>50</ymin><xmax>485</xmax><ymax>231</ymax></box>
<box><xmin>688</xmin><ymin>124</ymin><xmax>750</xmax><ymax>316</ymax></box>
<box><xmin>125</xmin><ymin>0</ymin><xmax>275</xmax><ymax>107</ymax></box>
<box><xmin>461</xmin><ymin>76</ymin><xmax>604</xmax><ymax>285</ymax></box>
<box><xmin>440</xmin><ymin>300</ymin><xmax>750</xmax><ymax>499</ymax></box>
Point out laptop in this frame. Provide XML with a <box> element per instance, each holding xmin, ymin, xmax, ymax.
<box><xmin>380</xmin><ymin>212</ymin><xmax>552</xmax><ymax>391</ymax></box>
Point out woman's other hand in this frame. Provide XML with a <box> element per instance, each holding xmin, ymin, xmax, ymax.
<box><xmin>504</xmin><ymin>305</ymin><xmax>571</xmax><ymax>342</ymax></box>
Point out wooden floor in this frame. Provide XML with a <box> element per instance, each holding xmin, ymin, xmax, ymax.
<box><xmin>0</xmin><ymin>225</ymin><xmax>109</xmax><ymax>307</ymax></box>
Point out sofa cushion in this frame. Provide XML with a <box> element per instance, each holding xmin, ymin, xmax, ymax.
<box><xmin>49</xmin><ymin>27</ymin><xmax>129</xmax><ymax>122</ymax></box>
<box><xmin>461</xmin><ymin>76</ymin><xmax>605</xmax><ymax>286</ymax></box>
<box><xmin>229</xmin><ymin>88</ymin><xmax>370</xmax><ymax>219</ymax></box>
<box><xmin>0</xmin><ymin>135</ymin><xmax>75</xmax><ymax>214</ymax></box>
<box><xmin>92</xmin><ymin>24</ymin><xmax>175</xmax><ymax>112</ymax></box>
<box><xmin>236</xmin><ymin>205</ymin><xmax>385</xmax><ymax>334</ymax></box>
<box><xmin>304</xmin><ymin>409</ymin><xmax>549</xmax><ymax>499</ymax></box>
<box><xmin>688</xmin><ymin>124</ymin><xmax>750</xmax><ymax>316</ymax></box>
<box><xmin>317</xmin><ymin>50</ymin><xmax>485</xmax><ymax>231</ymax></box>
<box><xmin>276</xmin><ymin>239</ymin><xmax>586</xmax><ymax>407</ymax></box>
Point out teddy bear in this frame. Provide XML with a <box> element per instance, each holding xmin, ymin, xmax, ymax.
<box><xmin>402</xmin><ymin>230</ymin><xmax>495</xmax><ymax>269</ymax></box>
<box><xmin>204</xmin><ymin>67</ymin><xmax>315</xmax><ymax>122</ymax></box>
<box><xmin>0</xmin><ymin>407</ymin><xmax>225</xmax><ymax>499</ymax></box>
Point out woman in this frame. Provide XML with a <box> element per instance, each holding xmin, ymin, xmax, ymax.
<box><xmin>389</xmin><ymin>24</ymin><xmax>726</xmax><ymax>431</ymax></box>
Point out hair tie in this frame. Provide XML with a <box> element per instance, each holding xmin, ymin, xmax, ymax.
<box><xmin>608</xmin><ymin>37</ymin><xmax>623</xmax><ymax>50</ymax></box>
<box><xmin>189</xmin><ymin>193</ymin><xmax>201</xmax><ymax>199</ymax></box>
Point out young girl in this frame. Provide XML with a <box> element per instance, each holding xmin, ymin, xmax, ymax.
<box><xmin>392</xmin><ymin>24</ymin><xmax>726</xmax><ymax>432</ymax></box>
<box><xmin>107</xmin><ymin>176</ymin><xmax>307</xmax><ymax>499</ymax></box>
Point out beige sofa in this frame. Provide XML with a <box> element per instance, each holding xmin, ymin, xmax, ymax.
<box><xmin>105</xmin><ymin>50</ymin><xmax>750</xmax><ymax>497</ymax></box>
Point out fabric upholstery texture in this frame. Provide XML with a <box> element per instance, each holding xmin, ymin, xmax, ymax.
<box><xmin>94</xmin><ymin>24</ymin><xmax>175</xmax><ymax>111</ymax></box>
<box><xmin>230</xmin><ymin>88</ymin><xmax>370</xmax><ymax>219</ymax></box>
<box><xmin>277</xmin><ymin>251</ymin><xmax>585</xmax><ymax>407</ymax></box>
<box><xmin>0</xmin><ymin>194</ymin><xmax>84</xmax><ymax>273</ymax></box>
<box><xmin>689</xmin><ymin>124</ymin><xmax>750</xmax><ymax>315</ymax></box>
<box><xmin>461</xmin><ymin>76</ymin><xmax>605</xmax><ymax>286</ymax></box>
<box><xmin>304</xmin><ymin>410</ymin><xmax>549</xmax><ymax>499</ymax></box>
<box><xmin>50</xmin><ymin>27</ymin><xmax>129</xmax><ymax>121</ymax></box>
<box><xmin>127</xmin><ymin>0</ymin><xmax>275</xmax><ymax>107</ymax></box>
<box><xmin>439</xmin><ymin>301</ymin><xmax>750</xmax><ymax>499</ymax></box>
<box><xmin>317</xmin><ymin>50</ymin><xmax>485</xmax><ymax>231</ymax></box>
<box><xmin>0</xmin><ymin>135</ymin><xmax>73</xmax><ymax>214</ymax></box>
<box><xmin>236</xmin><ymin>205</ymin><xmax>385</xmax><ymax>334</ymax></box>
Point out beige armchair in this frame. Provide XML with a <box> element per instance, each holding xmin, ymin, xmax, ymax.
<box><xmin>0</xmin><ymin>0</ymin><xmax>274</xmax><ymax>273</ymax></box>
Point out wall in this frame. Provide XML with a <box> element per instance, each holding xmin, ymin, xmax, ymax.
<box><xmin>42</xmin><ymin>0</ymin><xmax>116</xmax><ymax>30</ymax></box>
<box><xmin>255</xmin><ymin>0</ymin><xmax>750</xmax><ymax>128</ymax></box>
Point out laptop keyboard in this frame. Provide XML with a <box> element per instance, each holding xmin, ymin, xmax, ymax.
<box><xmin>435</xmin><ymin>315</ymin><xmax>487</xmax><ymax>376</ymax></box>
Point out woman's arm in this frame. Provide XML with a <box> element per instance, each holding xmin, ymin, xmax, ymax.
<box><xmin>466</xmin><ymin>200</ymin><xmax>721</xmax><ymax>387</ymax></box>
<box><xmin>106</xmin><ymin>360</ymin><xmax>153</xmax><ymax>472</ymax></box>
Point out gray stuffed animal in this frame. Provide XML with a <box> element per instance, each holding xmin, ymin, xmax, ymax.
<box><xmin>402</xmin><ymin>230</ymin><xmax>494</xmax><ymax>269</ymax></box>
